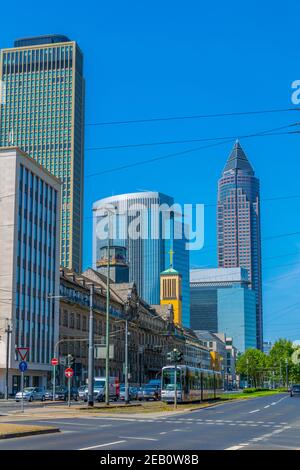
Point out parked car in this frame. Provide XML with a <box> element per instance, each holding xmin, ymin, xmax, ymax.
<box><xmin>137</xmin><ymin>387</ymin><xmax>144</xmax><ymax>401</ymax></box>
<box><xmin>290</xmin><ymin>384</ymin><xmax>300</xmax><ymax>397</ymax></box>
<box><xmin>54</xmin><ymin>386</ymin><xmax>79</xmax><ymax>401</ymax></box>
<box><xmin>139</xmin><ymin>385</ymin><xmax>160</xmax><ymax>401</ymax></box>
<box><xmin>78</xmin><ymin>385</ymin><xmax>87</xmax><ymax>400</ymax></box>
<box><xmin>44</xmin><ymin>389</ymin><xmax>54</xmax><ymax>400</ymax></box>
<box><xmin>119</xmin><ymin>385</ymin><xmax>139</xmax><ymax>401</ymax></box>
<box><xmin>15</xmin><ymin>387</ymin><xmax>45</xmax><ymax>402</ymax></box>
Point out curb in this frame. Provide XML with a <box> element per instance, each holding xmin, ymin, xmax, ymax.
<box><xmin>0</xmin><ymin>427</ymin><xmax>60</xmax><ymax>440</ymax></box>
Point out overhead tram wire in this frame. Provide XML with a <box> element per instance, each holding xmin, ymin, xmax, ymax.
<box><xmin>85</xmin><ymin>122</ymin><xmax>300</xmax><ymax>178</ymax></box>
<box><xmin>85</xmin><ymin>128</ymin><xmax>300</xmax><ymax>152</ymax></box>
<box><xmin>85</xmin><ymin>107</ymin><xmax>300</xmax><ymax>127</ymax></box>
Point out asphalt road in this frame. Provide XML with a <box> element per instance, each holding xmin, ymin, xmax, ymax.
<box><xmin>0</xmin><ymin>393</ymin><xmax>299</xmax><ymax>450</ymax></box>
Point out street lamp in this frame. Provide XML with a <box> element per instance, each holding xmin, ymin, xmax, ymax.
<box><xmin>285</xmin><ymin>358</ymin><xmax>289</xmax><ymax>388</ymax></box>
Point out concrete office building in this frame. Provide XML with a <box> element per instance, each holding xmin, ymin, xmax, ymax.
<box><xmin>0</xmin><ymin>35</ymin><xmax>85</xmax><ymax>272</ymax></box>
<box><xmin>190</xmin><ymin>267</ymin><xmax>256</xmax><ymax>352</ymax></box>
<box><xmin>0</xmin><ymin>148</ymin><xmax>61</xmax><ymax>395</ymax></box>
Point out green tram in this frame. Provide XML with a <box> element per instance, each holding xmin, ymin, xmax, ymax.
<box><xmin>161</xmin><ymin>365</ymin><xmax>223</xmax><ymax>403</ymax></box>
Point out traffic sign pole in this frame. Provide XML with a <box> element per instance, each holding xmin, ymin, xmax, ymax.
<box><xmin>21</xmin><ymin>370</ymin><xmax>24</xmax><ymax>413</ymax></box>
<box><xmin>53</xmin><ymin>364</ymin><xmax>56</xmax><ymax>401</ymax></box>
<box><xmin>64</xmin><ymin>368</ymin><xmax>74</xmax><ymax>407</ymax></box>
<box><xmin>51</xmin><ymin>358</ymin><xmax>58</xmax><ymax>401</ymax></box>
<box><xmin>18</xmin><ymin>360</ymin><xmax>28</xmax><ymax>412</ymax></box>
<box><xmin>68</xmin><ymin>376</ymin><xmax>71</xmax><ymax>407</ymax></box>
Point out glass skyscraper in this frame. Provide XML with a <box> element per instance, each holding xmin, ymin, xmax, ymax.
<box><xmin>0</xmin><ymin>35</ymin><xmax>85</xmax><ymax>272</ymax></box>
<box><xmin>217</xmin><ymin>141</ymin><xmax>263</xmax><ymax>349</ymax></box>
<box><xmin>93</xmin><ymin>192</ymin><xmax>191</xmax><ymax>326</ymax></box>
<box><xmin>190</xmin><ymin>268</ymin><xmax>256</xmax><ymax>353</ymax></box>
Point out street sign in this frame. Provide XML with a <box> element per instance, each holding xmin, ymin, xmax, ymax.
<box><xmin>51</xmin><ymin>358</ymin><xmax>58</xmax><ymax>366</ymax></box>
<box><xmin>16</xmin><ymin>347</ymin><xmax>29</xmax><ymax>361</ymax></box>
<box><xmin>65</xmin><ymin>367</ymin><xmax>74</xmax><ymax>378</ymax></box>
<box><xmin>19</xmin><ymin>361</ymin><xmax>27</xmax><ymax>372</ymax></box>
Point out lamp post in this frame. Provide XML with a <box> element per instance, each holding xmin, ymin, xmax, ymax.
<box><xmin>105</xmin><ymin>209</ymin><xmax>112</xmax><ymax>406</ymax></box>
<box><xmin>5</xmin><ymin>323</ymin><xmax>12</xmax><ymax>400</ymax></box>
<box><xmin>285</xmin><ymin>358</ymin><xmax>289</xmax><ymax>388</ymax></box>
<box><xmin>88</xmin><ymin>284</ymin><xmax>95</xmax><ymax>407</ymax></box>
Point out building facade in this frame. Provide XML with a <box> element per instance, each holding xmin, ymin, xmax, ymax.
<box><xmin>0</xmin><ymin>35</ymin><xmax>85</xmax><ymax>272</ymax></box>
<box><xmin>57</xmin><ymin>267</ymin><xmax>209</xmax><ymax>388</ymax></box>
<box><xmin>217</xmin><ymin>141</ymin><xmax>263</xmax><ymax>349</ymax></box>
<box><xmin>190</xmin><ymin>268</ymin><xmax>256</xmax><ymax>353</ymax></box>
<box><xmin>92</xmin><ymin>192</ymin><xmax>190</xmax><ymax>326</ymax></box>
<box><xmin>0</xmin><ymin>148</ymin><xmax>61</xmax><ymax>395</ymax></box>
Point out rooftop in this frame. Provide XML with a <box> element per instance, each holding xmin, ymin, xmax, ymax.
<box><xmin>223</xmin><ymin>140</ymin><xmax>254</xmax><ymax>175</ymax></box>
<box><xmin>13</xmin><ymin>35</ymin><xmax>71</xmax><ymax>48</ymax></box>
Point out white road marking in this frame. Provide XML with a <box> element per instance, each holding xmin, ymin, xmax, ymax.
<box><xmin>119</xmin><ymin>436</ymin><xmax>158</xmax><ymax>441</ymax></box>
<box><xmin>225</xmin><ymin>445</ymin><xmax>247</xmax><ymax>450</ymax></box>
<box><xmin>249</xmin><ymin>409</ymin><xmax>260</xmax><ymax>414</ymax></box>
<box><xmin>264</xmin><ymin>405</ymin><xmax>270</xmax><ymax>408</ymax></box>
<box><xmin>79</xmin><ymin>440</ymin><xmax>126</xmax><ymax>450</ymax></box>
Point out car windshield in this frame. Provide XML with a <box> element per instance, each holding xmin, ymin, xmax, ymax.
<box><xmin>23</xmin><ymin>388</ymin><xmax>35</xmax><ymax>392</ymax></box>
<box><xmin>293</xmin><ymin>385</ymin><xmax>300</xmax><ymax>390</ymax></box>
<box><xmin>94</xmin><ymin>381</ymin><xmax>105</xmax><ymax>388</ymax></box>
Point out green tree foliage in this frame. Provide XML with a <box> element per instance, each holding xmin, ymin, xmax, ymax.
<box><xmin>268</xmin><ymin>339</ymin><xmax>300</xmax><ymax>383</ymax></box>
<box><xmin>236</xmin><ymin>348</ymin><xmax>267</xmax><ymax>387</ymax></box>
<box><xmin>237</xmin><ymin>340</ymin><xmax>300</xmax><ymax>388</ymax></box>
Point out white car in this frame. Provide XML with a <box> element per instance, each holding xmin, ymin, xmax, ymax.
<box><xmin>15</xmin><ymin>387</ymin><xmax>45</xmax><ymax>402</ymax></box>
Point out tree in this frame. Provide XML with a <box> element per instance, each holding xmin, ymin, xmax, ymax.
<box><xmin>267</xmin><ymin>339</ymin><xmax>300</xmax><ymax>384</ymax></box>
<box><xmin>236</xmin><ymin>348</ymin><xmax>267</xmax><ymax>388</ymax></box>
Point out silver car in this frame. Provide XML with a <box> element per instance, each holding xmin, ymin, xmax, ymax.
<box><xmin>15</xmin><ymin>387</ymin><xmax>46</xmax><ymax>402</ymax></box>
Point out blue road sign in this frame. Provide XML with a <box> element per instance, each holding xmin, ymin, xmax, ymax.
<box><xmin>19</xmin><ymin>361</ymin><xmax>28</xmax><ymax>372</ymax></box>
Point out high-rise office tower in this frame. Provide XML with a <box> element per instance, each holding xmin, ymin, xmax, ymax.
<box><xmin>0</xmin><ymin>148</ymin><xmax>61</xmax><ymax>394</ymax></box>
<box><xmin>93</xmin><ymin>192</ymin><xmax>190</xmax><ymax>326</ymax></box>
<box><xmin>217</xmin><ymin>141</ymin><xmax>263</xmax><ymax>349</ymax></box>
<box><xmin>190</xmin><ymin>268</ymin><xmax>256</xmax><ymax>352</ymax></box>
<box><xmin>0</xmin><ymin>35</ymin><xmax>85</xmax><ymax>272</ymax></box>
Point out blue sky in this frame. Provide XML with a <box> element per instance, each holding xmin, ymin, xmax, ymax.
<box><xmin>1</xmin><ymin>1</ymin><xmax>300</xmax><ymax>342</ymax></box>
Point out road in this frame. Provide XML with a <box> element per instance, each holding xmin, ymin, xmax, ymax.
<box><xmin>0</xmin><ymin>393</ymin><xmax>299</xmax><ymax>450</ymax></box>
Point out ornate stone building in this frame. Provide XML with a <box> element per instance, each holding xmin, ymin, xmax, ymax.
<box><xmin>57</xmin><ymin>267</ymin><xmax>210</xmax><ymax>387</ymax></box>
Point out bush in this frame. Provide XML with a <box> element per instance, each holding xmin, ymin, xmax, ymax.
<box><xmin>243</xmin><ymin>388</ymin><xmax>256</xmax><ymax>394</ymax></box>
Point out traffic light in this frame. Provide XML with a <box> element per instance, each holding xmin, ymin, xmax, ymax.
<box><xmin>67</xmin><ymin>354</ymin><xmax>75</xmax><ymax>367</ymax></box>
<box><xmin>167</xmin><ymin>351</ymin><xmax>174</xmax><ymax>362</ymax></box>
<box><xmin>177</xmin><ymin>351</ymin><xmax>184</xmax><ymax>362</ymax></box>
<box><xmin>173</xmin><ymin>349</ymin><xmax>183</xmax><ymax>363</ymax></box>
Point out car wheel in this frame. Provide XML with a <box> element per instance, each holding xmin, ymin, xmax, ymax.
<box><xmin>42</xmin><ymin>396</ymin><xmax>45</xmax><ymax>402</ymax></box>
<box><xmin>29</xmin><ymin>396</ymin><xmax>33</xmax><ymax>402</ymax></box>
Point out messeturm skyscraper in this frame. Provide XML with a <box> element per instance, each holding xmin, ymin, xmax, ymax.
<box><xmin>217</xmin><ymin>141</ymin><xmax>263</xmax><ymax>349</ymax></box>
<box><xmin>0</xmin><ymin>35</ymin><xmax>85</xmax><ymax>272</ymax></box>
